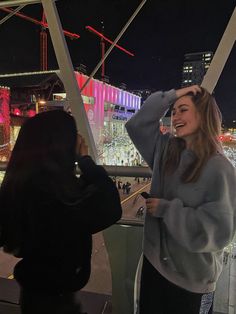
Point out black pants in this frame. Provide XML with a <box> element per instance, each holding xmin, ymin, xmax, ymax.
<box><xmin>20</xmin><ymin>289</ymin><xmax>85</xmax><ymax>314</ymax></box>
<box><xmin>139</xmin><ymin>256</ymin><xmax>214</xmax><ymax>314</ymax></box>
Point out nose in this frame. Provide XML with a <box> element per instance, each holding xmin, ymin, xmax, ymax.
<box><xmin>171</xmin><ymin>111</ymin><xmax>182</xmax><ymax>126</ymax></box>
<box><xmin>172</xmin><ymin>109</ymin><xmax>182</xmax><ymax>120</ymax></box>
<box><xmin>171</xmin><ymin>114</ymin><xmax>178</xmax><ymax>124</ymax></box>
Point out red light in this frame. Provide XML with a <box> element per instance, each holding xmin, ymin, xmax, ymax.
<box><xmin>28</xmin><ymin>110</ymin><xmax>36</xmax><ymax>117</ymax></box>
<box><xmin>0</xmin><ymin>114</ymin><xmax>4</xmax><ymax>124</ymax></box>
<box><xmin>13</xmin><ymin>108</ymin><xmax>21</xmax><ymax>116</ymax></box>
<box><xmin>219</xmin><ymin>134</ymin><xmax>233</xmax><ymax>142</ymax></box>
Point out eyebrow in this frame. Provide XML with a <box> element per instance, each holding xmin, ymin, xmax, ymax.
<box><xmin>172</xmin><ymin>104</ymin><xmax>189</xmax><ymax>111</ymax></box>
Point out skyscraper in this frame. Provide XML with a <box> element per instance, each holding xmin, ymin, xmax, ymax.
<box><xmin>182</xmin><ymin>51</ymin><xmax>213</xmax><ymax>86</ymax></box>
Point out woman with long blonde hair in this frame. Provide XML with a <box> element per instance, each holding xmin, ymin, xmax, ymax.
<box><xmin>126</xmin><ymin>85</ymin><xmax>236</xmax><ymax>314</ymax></box>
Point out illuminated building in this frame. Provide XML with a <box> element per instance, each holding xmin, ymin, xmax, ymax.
<box><xmin>182</xmin><ymin>51</ymin><xmax>213</xmax><ymax>86</ymax></box>
<box><xmin>52</xmin><ymin>72</ymin><xmax>141</xmax><ymax>165</ymax></box>
<box><xmin>0</xmin><ymin>86</ymin><xmax>10</xmax><ymax>161</ymax></box>
<box><xmin>0</xmin><ymin>71</ymin><xmax>141</xmax><ymax>165</ymax></box>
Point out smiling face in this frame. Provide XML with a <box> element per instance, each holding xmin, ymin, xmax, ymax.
<box><xmin>171</xmin><ymin>96</ymin><xmax>201</xmax><ymax>148</ymax></box>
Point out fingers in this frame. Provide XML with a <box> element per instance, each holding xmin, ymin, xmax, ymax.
<box><xmin>176</xmin><ymin>85</ymin><xmax>201</xmax><ymax>98</ymax></box>
<box><xmin>77</xmin><ymin>134</ymin><xmax>82</xmax><ymax>146</ymax></box>
<box><xmin>145</xmin><ymin>198</ymin><xmax>160</xmax><ymax>215</ymax></box>
<box><xmin>189</xmin><ymin>85</ymin><xmax>201</xmax><ymax>95</ymax></box>
<box><xmin>80</xmin><ymin>139</ymin><xmax>88</xmax><ymax>156</ymax></box>
<box><xmin>76</xmin><ymin>134</ymin><xmax>88</xmax><ymax>156</ymax></box>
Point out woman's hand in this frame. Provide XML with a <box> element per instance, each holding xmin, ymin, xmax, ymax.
<box><xmin>176</xmin><ymin>85</ymin><xmax>201</xmax><ymax>99</ymax></box>
<box><xmin>76</xmin><ymin>134</ymin><xmax>88</xmax><ymax>156</ymax></box>
<box><xmin>146</xmin><ymin>197</ymin><xmax>160</xmax><ymax>215</ymax></box>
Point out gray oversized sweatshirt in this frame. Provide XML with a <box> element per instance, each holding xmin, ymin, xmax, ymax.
<box><xmin>125</xmin><ymin>89</ymin><xmax>236</xmax><ymax>293</ymax></box>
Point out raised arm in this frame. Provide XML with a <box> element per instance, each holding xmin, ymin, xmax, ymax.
<box><xmin>74</xmin><ymin>155</ymin><xmax>122</xmax><ymax>234</ymax></box>
<box><xmin>125</xmin><ymin>89</ymin><xmax>176</xmax><ymax>168</ymax></box>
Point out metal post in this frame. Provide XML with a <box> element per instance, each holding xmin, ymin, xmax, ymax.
<box><xmin>0</xmin><ymin>0</ymin><xmax>41</xmax><ymax>7</ymax></box>
<box><xmin>0</xmin><ymin>5</ymin><xmax>26</xmax><ymax>25</ymax></box>
<box><xmin>201</xmin><ymin>6</ymin><xmax>236</xmax><ymax>93</ymax></box>
<box><xmin>41</xmin><ymin>0</ymin><xmax>98</xmax><ymax>162</ymax></box>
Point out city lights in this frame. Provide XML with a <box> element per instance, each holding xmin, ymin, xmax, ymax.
<box><xmin>223</xmin><ymin>145</ymin><xmax>236</xmax><ymax>168</ymax></box>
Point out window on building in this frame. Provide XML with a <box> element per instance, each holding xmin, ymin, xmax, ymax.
<box><xmin>127</xmin><ymin>109</ymin><xmax>136</xmax><ymax>114</ymax></box>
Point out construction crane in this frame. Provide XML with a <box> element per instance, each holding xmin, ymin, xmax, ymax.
<box><xmin>86</xmin><ymin>25</ymin><xmax>134</xmax><ymax>81</ymax></box>
<box><xmin>40</xmin><ymin>11</ymin><xmax>47</xmax><ymax>71</ymax></box>
<box><xmin>0</xmin><ymin>7</ymin><xmax>80</xmax><ymax>71</ymax></box>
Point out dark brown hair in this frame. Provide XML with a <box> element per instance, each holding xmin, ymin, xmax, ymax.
<box><xmin>0</xmin><ymin>110</ymin><xmax>78</xmax><ymax>253</ymax></box>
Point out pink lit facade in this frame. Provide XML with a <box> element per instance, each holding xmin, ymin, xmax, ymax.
<box><xmin>1</xmin><ymin>71</ymin><xmax>141</xmax><ymax>164</ymax></box>
<box><xmin>74</xmin><ymin>72</ymin><xmax>141</xmax><ymax>145</ymax></box>
<box><xmin>0</xmin><ymin>86</ymin><xmax>10</xmax><ymax>161</ymax></box>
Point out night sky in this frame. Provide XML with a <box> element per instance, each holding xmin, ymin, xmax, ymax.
<box><xmin>0</xmin><ymin>0</ymin><xmax>236</xmax><ymax>126</ymax></box>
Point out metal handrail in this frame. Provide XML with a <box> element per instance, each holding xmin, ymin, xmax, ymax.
<box><xmin>116</xmin><ymin>218</ymin><xmax>144</xmax><ymax>227</ymax></box>
<box><xmin>0</xmin><ymin>162</ymin><xmax>152</xmax><ymax>178</ymax></box>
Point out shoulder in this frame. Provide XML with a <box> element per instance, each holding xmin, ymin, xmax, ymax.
<box><xmin>203</xmin><ymin>153</ymin><xmax>236</xmax><ymax>185</ymax></box>
<box><xmin>207</xmin><ymin>153</ymin><xmax>235</xmax><ymax>173</ymax></box>
<box><xmin>196</xmin><ymin>153</ymin><xmax>236</xmax><ymax>203</ymax></box>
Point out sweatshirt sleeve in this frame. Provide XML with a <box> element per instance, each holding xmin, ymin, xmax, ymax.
<box><xmin>153</xmin><ymin>159</ymin><xmax>236</xmax><ymax>253</ymax></box>
<box><xmin>125</xmin><ymin>89</ymin><xmax>177</xmax><ymax>169</ymax></box>
<box><xmin>73</xmin><ymin>155</ymin><xmax>122</xmax><ymax>234</ymax></box>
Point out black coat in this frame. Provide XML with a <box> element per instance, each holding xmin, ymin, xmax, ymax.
<box><xmin>12</xmin><ymin>156</ymin><xmax>122</xmax><ymax>294</ymax></box>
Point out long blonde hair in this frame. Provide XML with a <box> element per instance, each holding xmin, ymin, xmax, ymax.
<box><xmin>165</xmin><ymin>87</ymin><xmax>223</xmax><ymax>183</ymax></box>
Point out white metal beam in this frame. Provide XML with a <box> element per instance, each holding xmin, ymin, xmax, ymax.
<box><xmin>0</xmin><ymin>5</ymin><xmax>26</xmax><ymax>25</ymax></box>
<box><xmin>201</xmin><ymin>6</ymin><xmax>236</xmax><ymax>93</ymax></box>
<box><xmin>0</xmin><ymin>0</ymin><xmax>41</xmax><ymax>7</ymax></box>
<box><xmin>41</xmin><ymin>0</ymin><xmax>98</xmax><ymax>162</ymax></box>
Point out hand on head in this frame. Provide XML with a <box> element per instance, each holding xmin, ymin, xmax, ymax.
<box><xmin>176</xmin><ymin>85</ymin><xmax>201</xmax><ymax>99</ymax></box>
<box><xmin>76</xmin><ymin>134</ymin><xmax>88</xmax><ymax>156</ymax></box>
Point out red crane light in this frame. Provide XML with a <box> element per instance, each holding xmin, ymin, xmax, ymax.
<box><xmin>40</xmin><ymin>12</ymin><xmax>47</xmax><ymax>71</ymax></box>
<box><xmin>86</xmin><ymin>25</ymin><xmax>134</xmax><ymax>57</ymax></box>
<box><xmin>86</xmin><ymin>25</ymin><xmax>134</xmax><ymax>81</ymax></box>
<box><xmin>0</xmin><ymin>7</ymin><xmax>80</xmax><ymax>39</ymax></box>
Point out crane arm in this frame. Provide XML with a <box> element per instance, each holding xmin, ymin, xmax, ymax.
<box><xmin>0</xmin><ymin>7</ymin><xmax>80</xmax><ymax>39</ymax></box>
<box><xmin>86</xmin><ymin>25</ymin><xmax>134</xmax><ymax>56</ymax></box>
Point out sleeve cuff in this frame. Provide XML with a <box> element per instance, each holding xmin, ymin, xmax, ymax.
<box><xmin>152</xmin><ymin>198</ymin><xmax>170</xmax><ymax>217</ymax></box>
<box><xmin>153</xmin><ymin>198</ymin><xmax>183</xmax><ymax>218</ymax></box>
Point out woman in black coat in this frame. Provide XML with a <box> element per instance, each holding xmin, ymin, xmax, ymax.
<box><xmin>0</xmin><ymin>110</ymin><xmax>122</xmax><ymax>314</ymax></box>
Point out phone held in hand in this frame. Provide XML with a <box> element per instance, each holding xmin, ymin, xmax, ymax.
<box><xmin>141</xmin><ymin>192</ymin><xmax>150</xmax><ymax>199</ymax></box>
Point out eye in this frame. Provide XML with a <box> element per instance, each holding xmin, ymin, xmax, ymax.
<box><xmin>180</xmin><ymin>108</ymin><xmax>188</xmax><ymax>113</ymax></box>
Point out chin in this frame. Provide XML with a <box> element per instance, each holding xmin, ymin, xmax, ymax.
<box><xmin>175</xmin><ymin>132</ymin><xmax>185</xmax><ymax>138</ymax></box>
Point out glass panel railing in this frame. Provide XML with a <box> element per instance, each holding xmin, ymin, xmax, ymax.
<box><xmin>1</xmin><ymin>215</ymin><xmax>235</xmax><ymax>314</ymax></box>
<box><xmin>103</xmin><ymin>219</ymin><xmax>143</xmax><ymax>314</ymax></box>
<box><xmin>214</xmin><ymin>236</ymin><xmax>236</xmax><ymax>314</ymax></box>
<box><xmin>102</xmin><ymin>222</ymin><xmax>236</xmax><ymax>314</ymax></box>
<box><xmin>0</xmin><ymin>169</ymin><xmax>236</xmax><ymax>314</ymax></box>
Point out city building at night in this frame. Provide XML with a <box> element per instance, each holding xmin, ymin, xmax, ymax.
<box><xmin>0</xmin><ymin>71</ymin><xmax>141</xmax><ymax>165</ymax></box>
<box><xmin>182</xmin><ymin>51</ymin><xmax>213</xmax><ymax>86</ymax></box>
<box><xmin>0</xmin><ymin>86</ymin><xmax>10</xmax><ymax>162</ymax></box>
